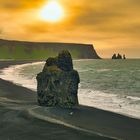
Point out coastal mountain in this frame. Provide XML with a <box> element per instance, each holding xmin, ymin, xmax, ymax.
<box><xmin>0</xmin><ymin>39</ymin><xmax>101</xmax><ymax>59</ymax></box>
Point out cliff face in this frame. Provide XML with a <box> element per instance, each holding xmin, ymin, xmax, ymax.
<box><xmin>0</xmin><ymin>39</ymin><xmax>101</xmax><ymax>59</ymax></box>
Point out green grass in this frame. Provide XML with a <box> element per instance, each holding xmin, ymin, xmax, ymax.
<box><xmin>0</xmin><ymin>46</ymin><xmax>81</xmax><ymax>60</ymax></box>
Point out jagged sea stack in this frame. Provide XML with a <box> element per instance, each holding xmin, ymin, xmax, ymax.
<box><xmin>36</xmin><ymin>50</ymin><xmax>80</xmax><ymax>108</ymax></box>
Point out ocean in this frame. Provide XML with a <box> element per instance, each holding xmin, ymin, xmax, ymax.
<box><xmin>0</xmin><ymin>59</ymin><xmax>140</xmax><ymax>119</ymax></box>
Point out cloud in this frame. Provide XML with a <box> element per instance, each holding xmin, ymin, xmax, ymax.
<box><xmin>0</xmin><ymin>0</ymin><xmax>45</xmax><ymax>10</ymax></box>
<box><xmin>0</xmin><ymin>0</ymin><xmax>140</xmax><ymax>57</ymax></box>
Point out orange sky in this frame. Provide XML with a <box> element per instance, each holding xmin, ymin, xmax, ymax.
<box><xmin>0</xmin><ymin>0</ymin><xmax>140</xmax><ymax>58</ymax></box>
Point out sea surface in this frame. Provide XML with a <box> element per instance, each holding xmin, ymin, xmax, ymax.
<box><xmin>0</xmin><ymin>59</ymin><xmax>140</xmax><ymax>119</ymax></box>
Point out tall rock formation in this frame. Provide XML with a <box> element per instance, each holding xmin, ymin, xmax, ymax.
<box><xmin>112</xmin><ymin>54</ymin><xmax>117</xmax><ymax>59</ymax></box>
<box><xmin>112</xmin><ymin>53</ymin><xmax>125</xmax><ymax>59</ymax></box>
<box><xmin>36</xmin><ymin>50</ymin><xmax>80</xmax><ymax>108</ymax></box>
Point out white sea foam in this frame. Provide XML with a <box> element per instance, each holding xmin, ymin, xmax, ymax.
<box><xmin>78</xmin><ymin>89</ymin><xmax>140</xmax><ymax>119</ymax></box>
<box><xmin>96</xmin><ymin>69</ymin><xmax>111</xmax><ymax>72</ymax></box>
<box><xmin>0</xmin><ymin>62</ymin><xmax>44</xmax><ymax>90</ymax></box>
<box><xmin>0</xmin><ymin>62</ymin><xmax>140</xmax><ymax>119</ymax></box>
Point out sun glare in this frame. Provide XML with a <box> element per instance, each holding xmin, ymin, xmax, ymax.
<box><xmin>39</xmin><ymin>1</ymin><xmax>64</xmax><ymax>22</ymax></box>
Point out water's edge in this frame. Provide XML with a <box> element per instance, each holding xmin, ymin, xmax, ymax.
<box><xmin>0</xmin><ymin>61</ymin><xmax>140</xmax><ymax>120</ymax></box>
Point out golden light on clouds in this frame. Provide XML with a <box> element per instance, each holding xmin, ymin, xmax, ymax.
<box><xmin>0</xmin><ymin>0</ymin><xmax>140</xmax><ymax>58</ymax></box>
<box><xmin>39</xmin><ymin>1</ymin><xmax>64</xmax><ymax>22</ymax></box>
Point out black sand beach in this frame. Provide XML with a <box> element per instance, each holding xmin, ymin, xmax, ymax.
<box><xmin>0</xmin><ymin>61</ymin><xmax>140</xmax><ymax>140</ymax></box>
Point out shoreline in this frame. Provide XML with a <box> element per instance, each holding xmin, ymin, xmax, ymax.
<box><xmin>0</xmin><ymin>61</ymin><xmax>140</xmax><ymax>140</ymax></box>
<box><xmin>1</xmin><ymin>60</ymin><xmax>140</xmax><ymax>120</ymax></box>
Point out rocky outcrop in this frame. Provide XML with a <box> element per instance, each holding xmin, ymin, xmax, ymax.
<box><xmin>117</xmin><ymin>54</ymin><xmax>122</xmax><ymax>59</ymax></box>
<box><xmin>112</xmin><ymin>53</ymin><xmax>126</xmax><ymax>59</ymax></box>
<box><xmin>112</xmin><ymin>54</ymin><xmax>117</xmax><ymax>59</ymax></box>
<box><xmin>123</xmin><ymin>55</ymin><xmax>126</xmax><ymax>59</ymax></box>
<box><xmin>36</xmin><ymin>50</ymin><xmax>80</xmax><ymax>108</ymax></box>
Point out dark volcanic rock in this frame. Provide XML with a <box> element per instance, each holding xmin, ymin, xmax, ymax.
<box><xmin>117</xmin><ymin>53</ymin><xmax>122</xmax><ymax>59</ymax></box>
<box><xmin>36</xmin><ymin>50</ymin><xmax>80</xmax><ymax>108</ymax></box>
<box><xmin>57</xmin><ymin>50</ymin><xmax>73</xmax><ymax>71</ymax></box>
<box><xmin>112</xmin><ymin>53</ymin><xmax>125</xmax><ymax>59</ymax></box>
<box><xmin>112</xmin><ymin>54</ymin><xmax>117</xmax><ymax>59</ymax></box>
<box><xmin>123</xmin><ymin>54</ymin><xmax>126</xmax><ymax>59</ymax></box>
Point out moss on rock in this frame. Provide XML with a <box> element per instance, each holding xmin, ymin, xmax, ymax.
<box><xmin>36</xmin><ymin>50</ymin><xmax>80</xmax><ymax>108</ymax></box>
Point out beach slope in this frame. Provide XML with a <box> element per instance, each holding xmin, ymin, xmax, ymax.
<box><xmin>0</xmin><ymin>61</ymin><xmax>140</xmax><ymax>140</ymax></box>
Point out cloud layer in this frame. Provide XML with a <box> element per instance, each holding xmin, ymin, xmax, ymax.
<box><xmin>0</xmin><ymin>0</ymin><xmax>140</xmax><ymax>58</ymax></box>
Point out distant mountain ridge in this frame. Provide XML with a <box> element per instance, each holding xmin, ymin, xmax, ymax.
<box><xmin>0</xmin><ymin>39</ymin><xmax>101</xmax><ymax>59</ymax></box>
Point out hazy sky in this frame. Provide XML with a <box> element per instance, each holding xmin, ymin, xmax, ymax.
<box><xmin>0</xmin><ymin>0</ymin><xmax>140</xmax><ymax>58</ymax></box>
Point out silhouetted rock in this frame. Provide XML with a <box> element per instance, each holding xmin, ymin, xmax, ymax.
<box><xmin>123</xmin><ymin>54</ymin><xmax>126</xmax><ymax>59</ymax></box>
<box><xmin>112</xmin><ymin>54</ymin><xmax>117</xmax><ymax>59</ymax></box>
<box><xmin>112</xmin><ymin>53</ymin><xmax>124</xmax><ymax>59</ymax></box>
<box><xmin>36</xmin><ymin>50</ymin><xmax>80</xmax><ymax>108</ymax></box>
<box><xmin>117</xmin><ymin>53</ymin><xmax>122</xmax><ymax>59</ymax></box>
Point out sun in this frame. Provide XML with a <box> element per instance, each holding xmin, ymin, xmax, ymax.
<box><xmin>39</xmin><ymin>1</ymin><xmax>64</xmax><ymax>22</ymax></box>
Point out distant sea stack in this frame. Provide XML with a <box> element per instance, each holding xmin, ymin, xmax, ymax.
<box><xmin>112</xmin><ymin>53</ymin><xmax>126</xmax><ymax>59</ymax></box>
<box><xmin>0</xmin><ymin>39</ymin><xmax>101</xmax><ymax>59</ymax></box>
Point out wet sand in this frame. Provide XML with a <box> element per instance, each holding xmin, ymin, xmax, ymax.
<box><xmin>0</xmin><ymin>61</ymin><xmax>140</xmax><ymax>140</ymax></box>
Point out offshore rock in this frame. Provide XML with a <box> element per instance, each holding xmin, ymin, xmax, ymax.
<box><xmin>112</xmin><ymin>54</ymin><xmax>117</xmax><ymax>59</ymax></box>
<box><xmin>36</xmin><ymin>50</ymin><xmax>80</xmax><ymax>108</ymax></box>
<box><xmin>112</xmin><ymin>53</ymin><xmax>124</xmax><ymax>59</ymax></box>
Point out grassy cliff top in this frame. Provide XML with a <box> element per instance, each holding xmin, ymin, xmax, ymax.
<box><xmin>0</xmin><ymin>39</ymin><xmax>101</xmax><ymax>60</ymax></box>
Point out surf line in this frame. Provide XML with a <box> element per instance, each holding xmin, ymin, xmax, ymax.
<box><xmin>28</xmin><ymin>106</ymin><xmax>120</xmax><ymax>140</ymax></box>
